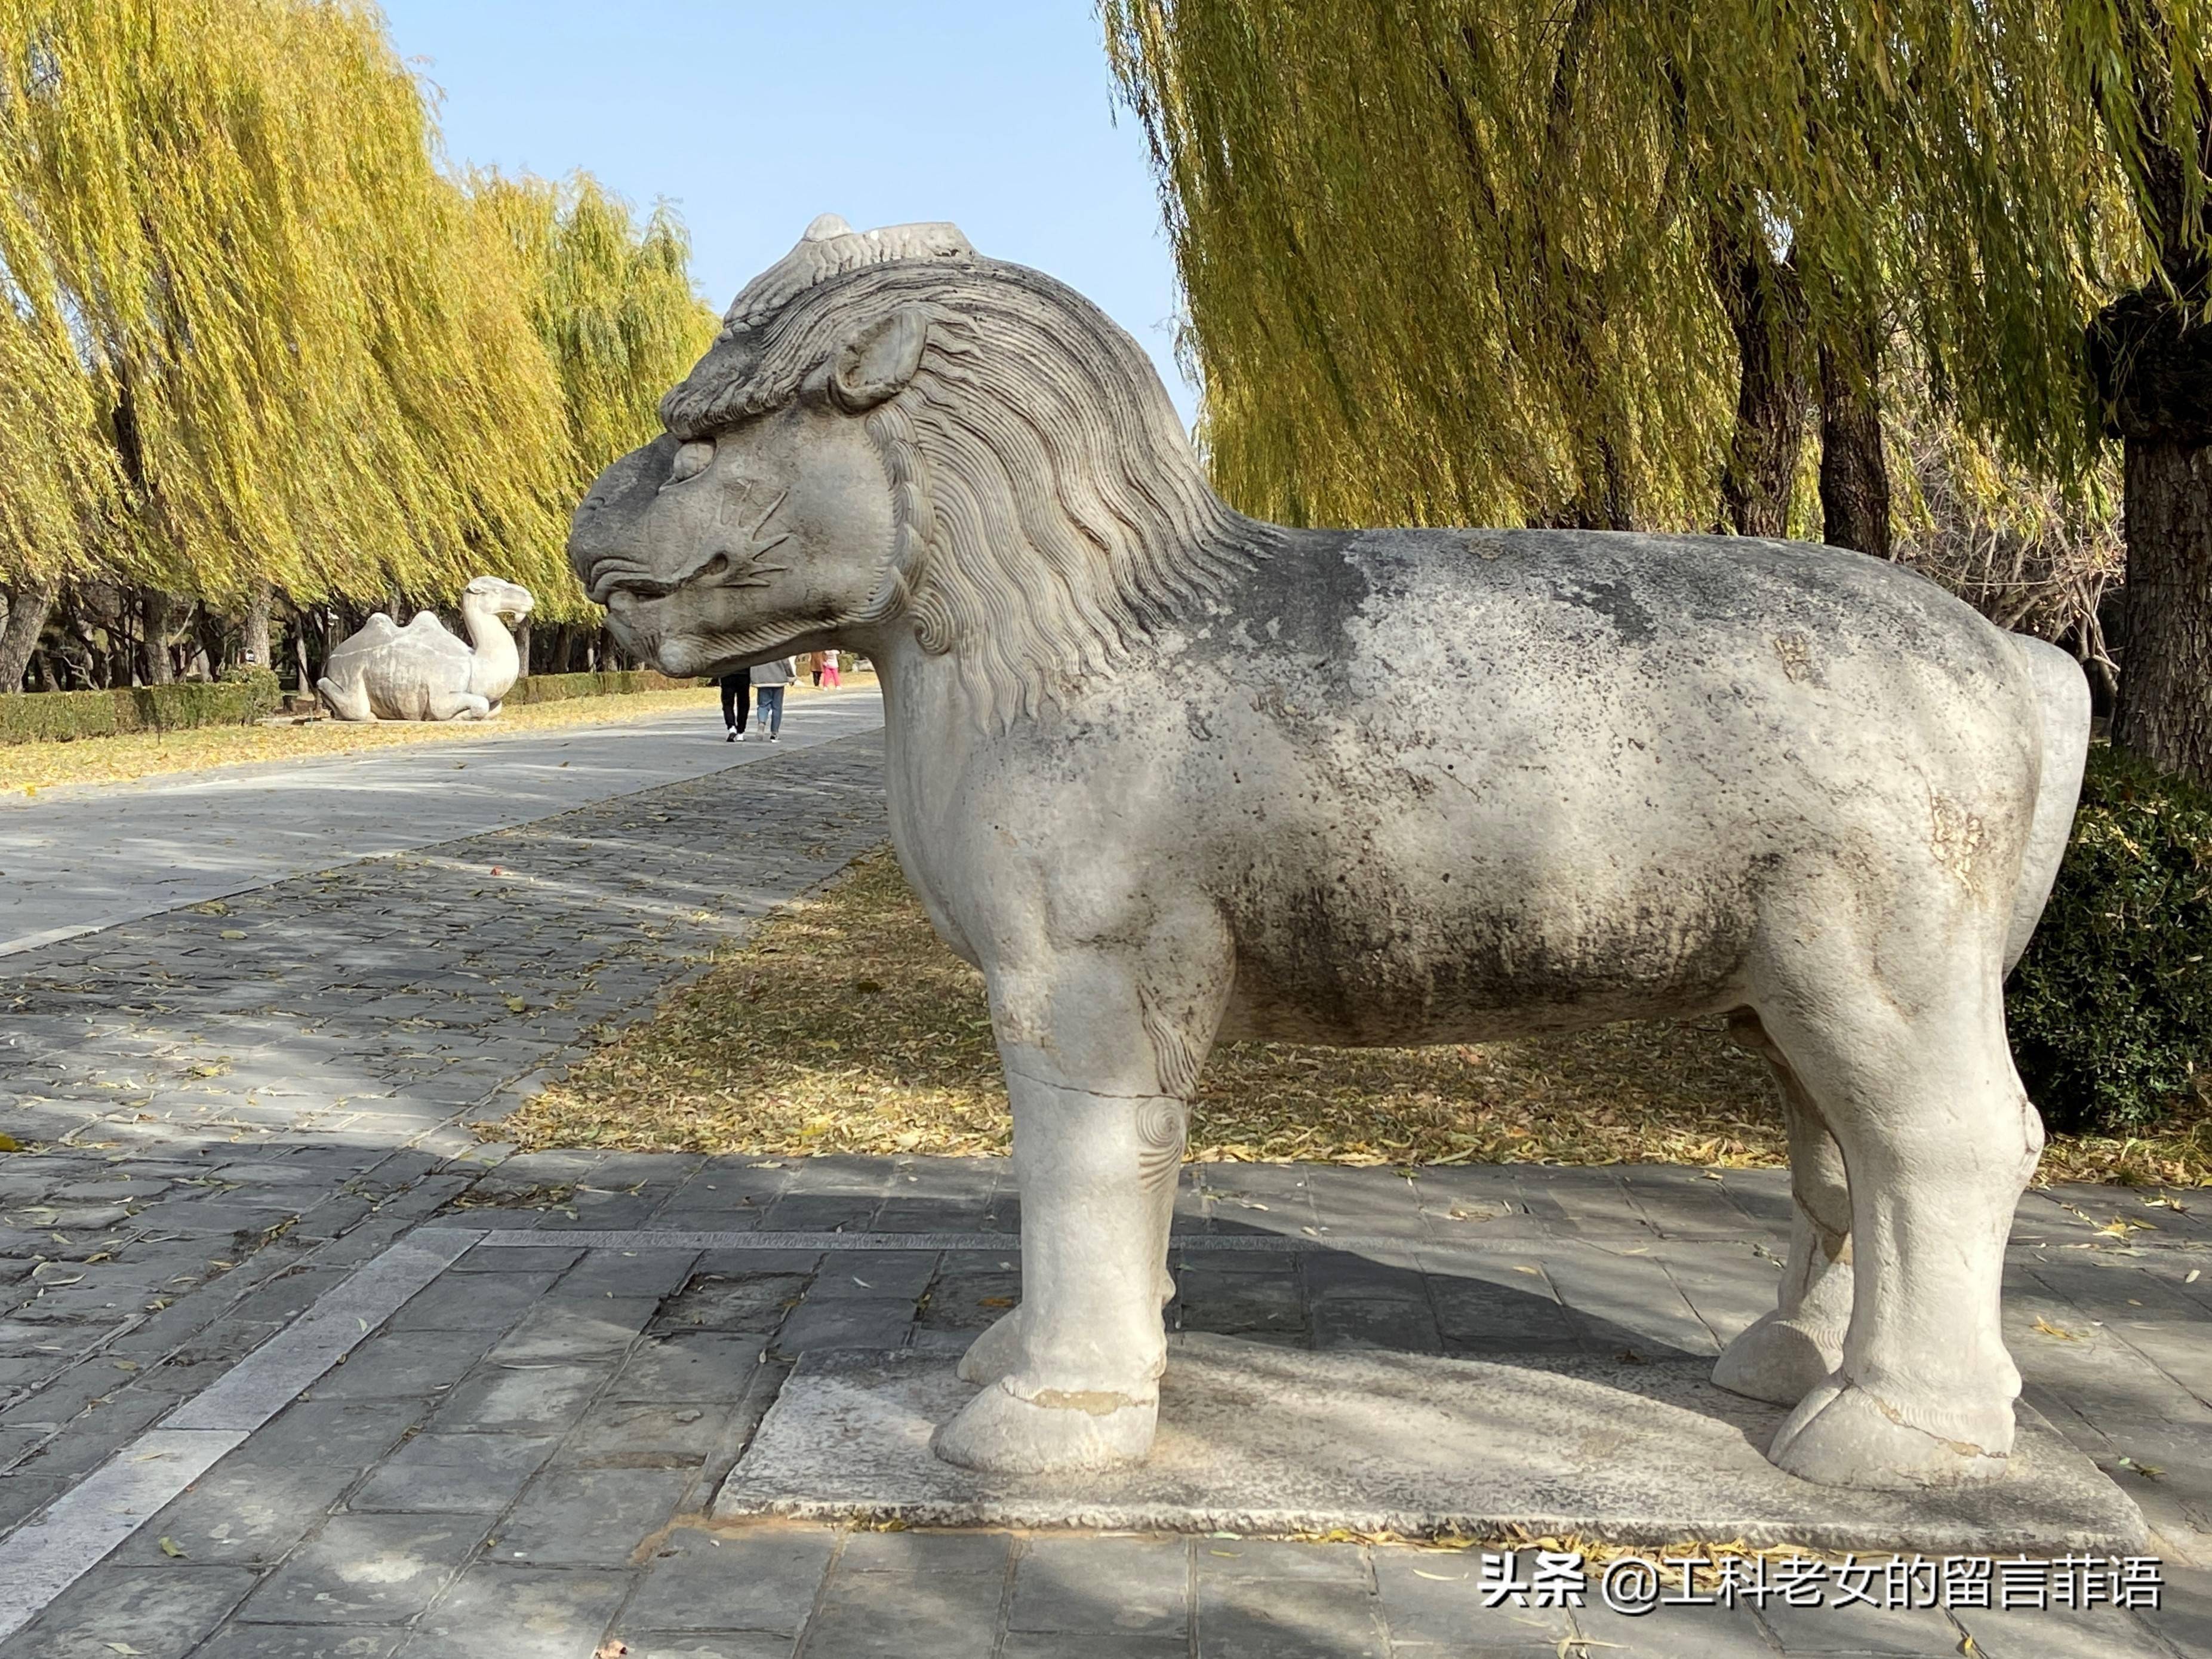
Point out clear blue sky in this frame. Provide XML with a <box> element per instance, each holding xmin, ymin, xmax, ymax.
<box><xmin>376</xmin><ymin>1</ymin><xmax>1196</xmax><ymax>423</ymax></box>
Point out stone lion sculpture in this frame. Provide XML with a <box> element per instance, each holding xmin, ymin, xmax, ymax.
<box><xmin>317</xmin><ymin>576</ymin><xmax>534</xmax><ymax>722</ymax></box>
<box><xmin>568</xmin><ymin>215</ymin><xmax>2091</xmax><ymax>1492</ymax></box>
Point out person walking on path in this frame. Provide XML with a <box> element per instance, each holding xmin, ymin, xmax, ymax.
<box><xmin>751</xmin><ymin>655</ymin><xmax>796</xmax><ymax>741</ymax></box>
<box><xmin>805</xmin><ymin>650</ymin><xmax>824</xmax><ymax>688</ymax></box>
<box><xmin>718</xmin><ymin>667</ymin><xmax>753</xmax><ymax>742</ymax></box>
<box><xmin>821</xmin><ymin>649</ymin><xmax>842</xmax><ymax>689</ymax></box>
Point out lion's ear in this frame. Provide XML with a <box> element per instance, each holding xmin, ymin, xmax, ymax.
<box><xmin>827</xmin><ymin>305</ymin><xmax>929</xmax><ymax>413</ymax></box>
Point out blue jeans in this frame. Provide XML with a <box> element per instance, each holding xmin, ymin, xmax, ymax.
<box><xmin>755</xmin><ymin>684</ymin><xmax>785</xmax><ymax>735</ymax></box>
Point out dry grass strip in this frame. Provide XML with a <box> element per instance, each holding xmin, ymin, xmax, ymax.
<box><xmin>505</xmin><ymin>849</ymin><xmax>2212</xmax><ymax>1188</ymax></box>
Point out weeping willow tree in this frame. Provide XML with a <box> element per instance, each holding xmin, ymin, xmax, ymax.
<box><xmin>469</xmin><ymin>171</ymin><xmax>719</xmax><ymax>670</ymax></box>
<box><xmin>1106</xmin><ymin>0</ymin><xmax>2212</xmax><ymax>778</ymax></box>
<box><xmin>0</xmin><ymin>0</ymin><xmax>715</xmax><ymax>691</ymax></box>
<box><xmin>473</xmin><ymin>173</ymin><xmax>720</xmax><ymax>500</ymax></box>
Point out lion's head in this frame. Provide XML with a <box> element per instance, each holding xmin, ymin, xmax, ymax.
<box><xmin>567</xmin><ymin>214</ymin><xmax>1276</xmax><ymax>724</ymax></box>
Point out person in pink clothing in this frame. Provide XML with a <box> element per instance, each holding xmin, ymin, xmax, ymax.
<box><xmin>821</xmin><ymin>649</ymin><xmax>842</xmax><ymax>689</ymax></box>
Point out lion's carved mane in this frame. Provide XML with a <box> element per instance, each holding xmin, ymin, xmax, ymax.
<box><xmin>659</xmin><ymin>222</ymin><xmax>1282</xmax><ymax>727</ymax></box>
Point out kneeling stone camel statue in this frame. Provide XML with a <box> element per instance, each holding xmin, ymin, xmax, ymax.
<box><xmin>568</xmin><ymin>215</ymin><xmax>2091</xmax><ymax>1492</ymax></box>
<box><xmin>317</xmin><ymin>576</ymin><xmax>534</xmax><ymax>722</ymax></box>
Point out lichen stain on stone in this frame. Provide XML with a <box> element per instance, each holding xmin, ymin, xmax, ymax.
<box><xmin>1773</xmin><ymin>632</ymin><xmax>1814</xmax><ymax>682</ymax></box>
<box><xmin>1928</xmin><ymin>795</ymin><xmax>1988</xmax><ymax>892</ymax></box>
<box><xmin>1030</xmin><ymin>1388</ymin><xmax>1137</xmax><ymax>1415</ymax></box>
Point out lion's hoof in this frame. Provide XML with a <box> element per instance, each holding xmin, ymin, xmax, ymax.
<box><xmin>930</xmin><ymin>1377</ymin><xmax>1157</xmax><ymax>1474</ymax></box>
<box><xmin>955</xmin><ymin>1307</ymin><xmax>1024</xmax><ymax>1386</ymax></box>
<box><xmin>1768</xmin><ymin>1378</ymin><xmax>2010</xmax><ymax>1489</ymax></box>
<box><xmin>1712</xmin><ymin>1312</ymin><xmax>1840</xmax><ymax>1407</ymax></box>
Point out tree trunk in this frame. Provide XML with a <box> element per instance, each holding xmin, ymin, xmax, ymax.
<box><xmin>1713</xmin><ymin>239</ymin><xmax>1809</xmax><ymax>538</ymax></box>
<box><xmin>1817</xmin><ymin>335</ymin><xmax>1892</xmax><ymax>557</ymax></box>
<box><xmin>2112</xmin><ymin>439</ymin><xmax>2212</xmax><ymax>781</ymax></box>
<box><xmin>0</xmin><ymin>575</ymin><xmax>59</xmax><ymax>692</ymax></box>
<box><xmin>513</xmin><ymin>617</ymin><xmax>532</xmax><ymax>678</ymax></box>
<box><xmin>242</xmin><ymin>581</ymin><xmax>273</xmax><ymax>671</ymax></box>
<box><xmin>139</xmin><ymin>587</ymin><xmax>179</xmax><ymax>684</ymax></box>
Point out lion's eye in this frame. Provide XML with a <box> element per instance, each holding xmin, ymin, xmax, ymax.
<box><xmin>663</xmin><ymin>439</ymin><xmax>714</xmax><ymax>489</ymax></box>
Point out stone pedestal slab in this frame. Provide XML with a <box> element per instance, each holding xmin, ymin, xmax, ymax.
<box><xmin>715</xmin><ymin>1333</ymin><xmax>2147</xmax><ymax>1553</ymax></box>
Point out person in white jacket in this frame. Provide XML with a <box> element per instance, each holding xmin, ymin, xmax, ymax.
<box><xmin>749</xmin><ymin>655</ymin><xmax>796</xmax><ymax>741</ymax></box>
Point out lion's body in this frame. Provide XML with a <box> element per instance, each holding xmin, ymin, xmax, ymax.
<box><xmin>568</xmin><ymin>217</ymin><xmax>2096</xmax><ymax>1494</ymax></box>
<box><xmin>887</xmin><ymin>526</ymin><xmax>2073</xmax><ymax>1055</ymax></box>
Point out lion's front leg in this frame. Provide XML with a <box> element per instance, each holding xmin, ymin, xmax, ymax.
<box><xmin>933</xmin><ymin>939</ymin><xmax>1220</xmax><ymax>1475</ymax></box>
<box><xmin>932</xmin><ymin>1074</ymin><xmax>1185</xmax><ymax>1473</ymax></box>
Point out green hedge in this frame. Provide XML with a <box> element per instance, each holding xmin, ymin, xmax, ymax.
<box><xmin>2010</xmin><ymin>744</ymin><xmax>2212</xmax><ymax>1134</ymax></box>
<box><xmin>503</xmin><ymin>669</ymin><xmax>699</xmax><ymax>705</ymax></box>
<box><xmin>0</xmin><ymin>671</ymin><xmax>282</xmax><ymax>746</ymax></box>
<box><xmin>0</xmin><ymin>669</ymin><xmax>698</xmax><ymax>743</ymax></box>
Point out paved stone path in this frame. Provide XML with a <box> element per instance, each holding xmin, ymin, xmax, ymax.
<box><xmin>0</xmin><ymin>689</ymin><xmax>884</xmax><ymax>953</ymax></box>
<box><xmin>0</xmin><ymin>720</ymin><xmax>2207</xmax><ymax>1658</ymax></box>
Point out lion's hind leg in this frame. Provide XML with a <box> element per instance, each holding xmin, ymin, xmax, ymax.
<box><xmin>1712</xmin><ymin>1011</ymin><xmax>1851</xmax><ymax>1408</ymax></box>
<box><xmin>1753</xmin><ymin>973</ymin><xmax>2038</xmax><ymax>1489</ymax></box>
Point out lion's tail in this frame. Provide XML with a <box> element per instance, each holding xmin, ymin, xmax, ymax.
<box><xmin>2003</xmin><ymin>633</ymin><xmax>2093</xmax><ymax>973</ymax></box>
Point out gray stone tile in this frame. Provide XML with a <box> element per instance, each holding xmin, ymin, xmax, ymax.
<box><xmin>1171</xmin><ymin>1267</ymin><xmax>1305</xmax><ymax>1337</ymax></box>
<box><xmin>623</xmin><ymin>1525</ymin><xmax>835</xmax><ymax>1634</ymax></box>
<box><xmin>394</xmin><ymin>1563</ymin><xmax>630</xmax><ymax>1658</ymax></box>
<box><xmin>617</xmin><ymin>1636</ymin><xmax>793</xmax><ymax>1658</ymax></box>
<box><xmin>836</xmin><ymin>1528</ymin><xmax>1013</xmax><ymax>1577</ymax></box>
<box><xmin>611</xmin><ymin>1332</ymin><xmax>770</xmax><ymax>1403</ymax></box>
<box><xmin>810</xmin><ymin>1252</ymin><xmax>938</xmax><ymax>1301</ymax></box>
<box><xmin>1195</xmin><ymin>1576</ymin><xmax>1388</xmax><ymax>1658</ymax></box>
<box><xmin>1542</xmin><ymin>1251</ymin><xmax>1720</xmax><ymax>1359</ymax></box>
<box><xmin>557</xmin><ymin>1249</ymin><xmax>702</xmax><ymax>1299</ymax></box>
<box><xmin>999</xmin><ymin>1639</ymin><xmax>1187</xmax><ymax>1659</ymax></box>
<box><xmin>308</xmin><ymin>1327</ymin><xmax>503</xmax><ymax>1401</ymax></box>
<box><xmin>2139</xmin><ymin>1563</ymin><xmax>2212</xmax><ymax>1658</ymax></box>
<box><xmin>112</xmin><ymin>1458</ymin><xmax>359</xmax><ymax>1566</ymax></box>
<box><xmin>1758</xmin><ymin>1598</ymin><xmax>1964</xmax><ymax>1654</ymax></box>
<box><xmin>495</xmin><ymin>1468</ymin><xmax>695</xmax><ymax>1566</ymax></box>
<box><xmin>1307</xmin><ymin>1295</ymin><xmax>1443</xmax><ymax>1353</ymax></box>
<box><xmin>1011</xmin><ymin>1535</ymin><xmax>1185</xmax><ymax>1633</ymax></box>
<box><xmin>1371</xmin><ymin>1547</ymin><xmax>1575</xmax><ymax>1651</ymax></box>
<box><xmin>488</xmin><ymin>1298</ymin><xmax>657</xmax><ymax>1363</ymax></box>
<box><xmin>229</xmin><ymin>1399</ymin><xmax>424</xmax><ymax>1468</ymax></box>
<box><xmin>433</xmin><ymin>1362</ymin><xmax>613</xmax><ymax>1432</ymax></box>
<box><xmin>770</xmin><ymin>1298</ymin><xmax>915</xmax><ymax>1355</ymax></box>
<box><xmin>798</xmin><ymin>1569</ymin><xmax>1001</xmax><ymax>1656</ymax></box>
<box><xmin>238</xmin><ymin>1513</ymin><xmax>488</xmax><ymax>1624</ymax></box>
<box><xmin>386</xmin><ymin>1272</ymin><xmax>558</xmax><ymax>1332</ymax></box>
<box><xmin>0</xmin><ymin>1469</ymin><xmax>68</xmax><ymax>1529</ymax></box>
<box><xmin>349</xmin><ymin>1432</ymin><xmax>558</xmax><ymax>1513</ymax></box>
<box><xmin>1426</xmin><ymin>1261</ymin><xmax>1582</xmax><ymax>1354</ymax></box>
<box><xmin>1196</xmin><ymin>1539</ymin><xmax>1370</xmax><ymax>1583</ymax></box>
<box><xmin>558</xmin><ymin>1400</ymin><xmax>727</xmax><ymax>1469</ymax></box>
<box><xmin>193</xmin><ymin>1625</ymin><xmax>407</xmax><ymax>1658</ymax></box>
<box><xmin>0</xmin><ymin>1563</ymin><xmax>257</xmax><ymax>1659</ymax></box>
<box><xmin>448</xmin><ymin>1246</ymin><xmax>583</xmax><ymax>1275</ymax></box>
<box><xmin>1568</xmin><ymin>1592</ymin><xmax>1774</xmax><ymax>1657</ymax></box>
<box><xmin>1950</xmin><ymin>1603</ymin><xmax>2173</xmax><ymax>1658</ymax></box>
